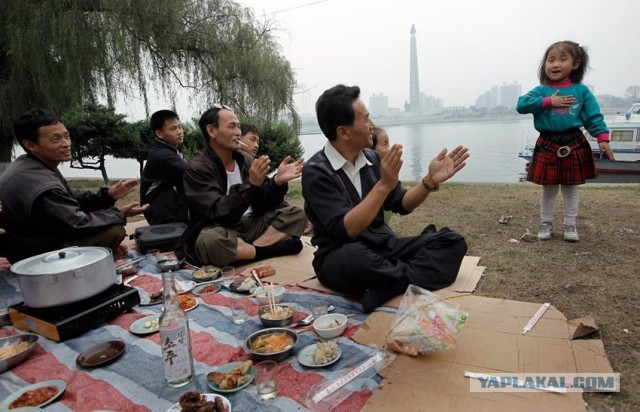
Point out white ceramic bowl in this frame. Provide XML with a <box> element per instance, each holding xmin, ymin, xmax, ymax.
<box><xmin>313</xmin><ymin>313</ymin><xmax>348</xmax><ymax>339</ymax></box>
<box><xmin>252</xmin><ymin>286</ymin><xmax>285</xmax><ymax>305</ymax></box>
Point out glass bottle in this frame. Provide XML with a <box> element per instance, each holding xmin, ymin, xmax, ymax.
<box><xmin>159</xmin><ymin>271</ymin><xmax>195</xmax><ymax>387</ymax></box>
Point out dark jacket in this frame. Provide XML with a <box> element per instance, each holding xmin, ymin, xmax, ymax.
<box><xmin>0</xmin><ymin>154</ymin><xmax>125</xmax><ymax>262</ymax></box>
<box><xmin>140</xmin><ymin>139</ymin><xmax>188</xmax><ymax>225</ymax></box>
<box><xmin>178</xmin><ymin>146</ymin><xmax>288</xmax><ymax>262</ymax></box>
<box><xmin>301</xmin><ymin>147</ymin><xmax>410</xmax><ymax>261</ymax></box>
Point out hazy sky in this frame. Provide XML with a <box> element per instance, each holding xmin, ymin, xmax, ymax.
<box><xmin>238</xmin><ymin>0</ymin><xmax>640</xmax><ymax>114</ymax></box>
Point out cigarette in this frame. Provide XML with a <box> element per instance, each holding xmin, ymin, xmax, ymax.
<box><xmin>237</xmin><ymin>140</ymin><xmax>247</xmax><ymax>147</ymax></box>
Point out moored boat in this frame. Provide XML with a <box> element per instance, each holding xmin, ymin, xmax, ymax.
<box><xmin>518</xmin><ymin>117</ymin><xmax>640</xmax><ymax>183</ymax></box>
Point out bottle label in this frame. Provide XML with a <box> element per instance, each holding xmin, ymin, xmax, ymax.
<box><xmin>160</xmin><ymin>325</ymin><xmax>192</xmax><ymax>382</ymax></box>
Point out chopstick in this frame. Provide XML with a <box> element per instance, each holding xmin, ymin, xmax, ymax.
<box><xmin>268</xmin><ymin>283</ymin><xmax>276</xmax><ymax>314</ymax></box>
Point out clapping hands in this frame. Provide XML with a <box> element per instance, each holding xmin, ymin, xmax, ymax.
<box><xmin>108</xmin><ymin>179</ymin><xmax>139</xmax><ymax>200</ymax></box>
<box><xmin>427</xmin><ymin>146</ymin><xmax>469</xmax><ymax>185</ymax></box>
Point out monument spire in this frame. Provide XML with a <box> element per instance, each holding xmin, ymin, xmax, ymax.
<box><xmin>409</xmin><ymin>24</ymin><xmax>421</xmax><ymax>114</ymax></box>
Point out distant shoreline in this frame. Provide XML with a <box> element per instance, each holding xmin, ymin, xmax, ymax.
<box><xmin>300</xmin><ymin>107</ymin><xmax>628</xmax><ymax>135</ymax></box>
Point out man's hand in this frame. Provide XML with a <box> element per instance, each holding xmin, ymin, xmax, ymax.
<box><xmin>118</xmin><ymin>202</ymin><xmax>149</xmax><ymax>217</ymax></box>
<box><xmin>379</xmin><ymin>144</ymin><xmax>403</xmax><ymax>191</ymax></box>
<box><xmin>274</xmin><ymin>156</ymin><xmax>304</xmax><ymax>185</ymax></box>
<box><xmin>0</xmin><ymin>257</ymin><xmax>10</xmax><ymax>270</ymax></box>
<box><xmin>248</xmin><ymin>155</ymin><xmax>271</xmax><ymax>186</ymax></box>
<box><xmin>108</xmin><ymin>179</ymin><xmax>139</xmax><ymax>200</ymax></box>
<box><xmin>427</xmin><ymin>146</ymin><xmax>469</xmax><ymax>185</ymax></box>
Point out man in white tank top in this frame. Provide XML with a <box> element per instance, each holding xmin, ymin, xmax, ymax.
<box><xmin>179</xmin><ymin>105</ymin><xmax>306</xmax><ymax>267</ymax></box>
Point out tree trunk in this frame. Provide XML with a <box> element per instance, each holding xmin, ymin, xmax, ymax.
<box><xmin>99</xmin><ymin>156</ymin><xmax>109</xmax><ymax>184</ymax></box>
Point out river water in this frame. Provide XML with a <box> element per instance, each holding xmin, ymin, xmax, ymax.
<box><xmin>19</xmin><ymin>118</ymin><xmax>542</xmax><ymax>183</ymax></box>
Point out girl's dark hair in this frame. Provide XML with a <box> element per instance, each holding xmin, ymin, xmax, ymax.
<box><xmin>371</xmin><ymin>127</ymin><xmax>386</xmax><ymax>149</ymax></box>
<box><xmin>538</xmin><ymin>41</ymin><xmax>589</xmax><ymax>84</ymax></box>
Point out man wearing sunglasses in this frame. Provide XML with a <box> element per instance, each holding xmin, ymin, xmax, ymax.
<box><xmin>178</xmin><ymin>104</ymin><xmax>306</xmax><ymax>267</ymax></box>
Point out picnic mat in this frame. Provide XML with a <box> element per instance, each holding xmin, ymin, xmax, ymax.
<box><xmin>352</xmin><ymin>293</ymin><xmax>614</xmax><ymax>412</ymax></box>
<box><xmin>0</xmin><ymin>259</ymin><xmax>380</xmax><ymax>412</ymax></box>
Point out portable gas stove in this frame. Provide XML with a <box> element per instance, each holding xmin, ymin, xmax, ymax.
<box><xmin>9</xmin><ymin>283</ymin><xmax>140</xmax><ymax>342</ymax></box>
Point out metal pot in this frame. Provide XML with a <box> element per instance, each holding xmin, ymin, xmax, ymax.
<box><xmin>10</xmin><ymin>246</ymin><xmax>116</xmax><ymax>308</ymax></box>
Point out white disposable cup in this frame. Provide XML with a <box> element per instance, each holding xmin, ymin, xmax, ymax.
<box><xmin>255</xmin><ymin>360</ymin><xmax>278</xmax><ymax>401</ymax></box>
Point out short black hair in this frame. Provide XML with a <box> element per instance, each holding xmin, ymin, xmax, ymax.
<box><xmin>315</xmin><ymin>84</ymin><xmax>360</xmax><ymax>141</ymax></box>
<box><xmin>199</xmin><ymin>106</ymin><xmax>233</xmax><ymax>144</ymax></box>
<box><xmin>150</xmin><ymin>110</ymin><xmax>180</xmax><ymax>138</ymax></box>
<box><xmin>13</xmin><ymin>109</ymin><xmax>60</xmax><ymax>152</ymax></box>
<box><xmin>240</xmin><ymin>123</ymin><xmax>260</xmax><ymax>137</ymax></box>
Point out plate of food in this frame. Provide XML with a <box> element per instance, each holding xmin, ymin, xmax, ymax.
<box><xmin>193</xmin><ymin>283</ymin><xmax>221</xmax><ymax>296</ymax></box>
<box><xmin>0</xmin><ymin>379</ymin><xmax>65</xmax><ymax>410</ymax></box>
<box><xmin>139</xmin><ymin>290</ymin><xmax>163</xmax><ymax>306</ymax></box>
<box><xmin>0</xmin><ymin>334</ymin><xmax>39</xmax><ymax>374</ymax></box>
<box><xmin>192</xmin><ymin>265</ymin><xmax>221</xmax><ymax>282</ymax></box>
<box><xmin>297</xmin><ymin>341</ymin><xmax>342</xmax><ymax>368</ymax></box>
<box><xmin>206</xmin><ymin>360</ymin><xmax>255</xmax><ymax>393</ymax></box>
<box><xmin>179</xmin><ymin>295</ymin><xmax>198</xmax><ymax>312</ymax></box>
<box><xmin>166</xmin><ymin>392</ymin><xmax>231</xmax><ymax>412</ymax></box>
<box><xmin>176</xmin><ymin>280</ymin><xmax>196</xmax><ymax>294</ymax></box>
<box><xmin>130</xmin><ymin>314</ymin><xmax>161</xmax><ymax>335</ymax></box>
<box><xmin>228</xmin><ymin>277</ymin><xmax>256</xmax><ymax>294</ymax></box>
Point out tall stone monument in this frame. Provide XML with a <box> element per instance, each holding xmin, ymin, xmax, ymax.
<box><xmin>409</xmin><ymin>24</ymin><xmax>421</xmax><ymax>114</ymax></box>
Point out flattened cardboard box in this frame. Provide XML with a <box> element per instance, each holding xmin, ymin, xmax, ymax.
<box><xmin>353</xmin><ymin>295</ymin><xmax>614</xmax><ymax>412</ymax></box>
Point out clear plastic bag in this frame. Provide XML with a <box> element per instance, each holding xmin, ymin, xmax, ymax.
<box><xmin>385</xmin><ymin>285</ymin><xmax>467</xmax><ymax>356</ymax></box>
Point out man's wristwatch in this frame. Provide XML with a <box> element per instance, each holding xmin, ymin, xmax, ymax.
<box><xmin>422</xmin><ymin>177</ymin><xmax>439</xmax><ymax>192</ymax></box>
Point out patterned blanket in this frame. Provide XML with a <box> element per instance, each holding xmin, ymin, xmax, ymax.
<box><xmin>0</xmin><ymin>255</ymin><xmax>385</xmax><ymax>411</ymax></box>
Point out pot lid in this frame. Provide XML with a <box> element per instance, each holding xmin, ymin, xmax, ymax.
<box><xmin>10</xmin><ymin>246</ymin><xmax>112</xmax><ymax>275</ymax></box>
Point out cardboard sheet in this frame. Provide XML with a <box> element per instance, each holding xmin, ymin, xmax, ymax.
<box><xmin>352</xmin><ymin>295</ymin><xmax>614</xmax><ymax>412</ymax></box>
<box><xmin>297</xmin><ymin>255</ymin><xmax>485</xmax><ymax>305</ymax></box>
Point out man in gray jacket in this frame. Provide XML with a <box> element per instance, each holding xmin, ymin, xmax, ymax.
<box><xmin>0</xmin><ymin>109</ymin><xmax>148</xmax><ymax>263</ymax></box>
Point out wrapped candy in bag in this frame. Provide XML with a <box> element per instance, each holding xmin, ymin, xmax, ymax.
<box><xmin>386</xmin><ymin>285</ymin><xmax>467</xmax><ymax>356</ymax></box>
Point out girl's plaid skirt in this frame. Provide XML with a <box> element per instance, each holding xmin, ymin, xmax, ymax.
<box><xmin>527</xmin><ymin>134</ymin><xmax>597</xmax><ymax>185</ymax></box>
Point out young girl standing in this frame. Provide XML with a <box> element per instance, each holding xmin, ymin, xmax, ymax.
<box><xmin>517</xmin><ymin>40</ymin><xmax>613</xmax><ymax>242</ymax></box>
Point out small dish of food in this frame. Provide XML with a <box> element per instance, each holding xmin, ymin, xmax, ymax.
<box><xmin>252</xmin><ymin>286</ymin><xmax>285</xmax><ymax>305</ymax></box>
<box><xmin>130</xmin><ymin>314</ymin><xmax>161</xmax><ymax>335</ymax></box>
<box><xmin>313</xmin><ymin>313</ymin><xmax>348</xmax><ymax>339</ymax></box>
<box><xmin>228</xmin><ymin>277</ymin><xmax>256</xmax><ymax>294</ymax></box>
<box><xmin>0</xmin><ymin>333</ymin><xmax>39</xmax><ymax>374</ymax></box>
<box><xmin>257</xmin><ymin>304</ymin><xmax>294</xmax><ymax>327</ymax></box>
<box><xmin>244</xmin><ymin>327</ymin><xmax>298</xmax><ymax>363</ymax></box>
<box><xmin>114</xmin><ymin>258</ymin><xmax>143</xmax><ymax>275</ymax></box>
<box><xmin>167</xmin><ymin>392</ymin><xmax>231</xmax><ymax>412</ymax></box>
<box><xmin>192</xmin><ymin>283</ymin><xmax>221</xmax><ymax>296</ymax></box>
<box><xmin>192</xmin><ymin>265</ymin><xmax>221</xmax><ymax>282</ymax></box>
<box><xmin>157</xmin><ymin>257</ymin><xmax>184</xmax><ymax>272</ymax></box>
<box><xmin>0</xmin><ymin>379</ymin><xmax>65</xmax><ymax>410</ymax></box>
<box><xmin>179</xmin><ymin>295</ymin><xmax>198</xmax><ymax>312</ymax></box>
<box><xmin>139</xmin><ymin>290</ymin><xmax>163</xmax><ymax>306</ymax></box>
<box><xmin>175</xmin><ymin>280</ymin><xmax>196</xmax><ymax>294</ymax></box>
<box><xmin>297</xmin><ymin>341</ymin><xmax>342</xmax><ymax>368</ymax></box>
<box><xmin>206</xmin><ymin>360</ymin><xmax>255</xmax><ymax>393</ymax></box>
